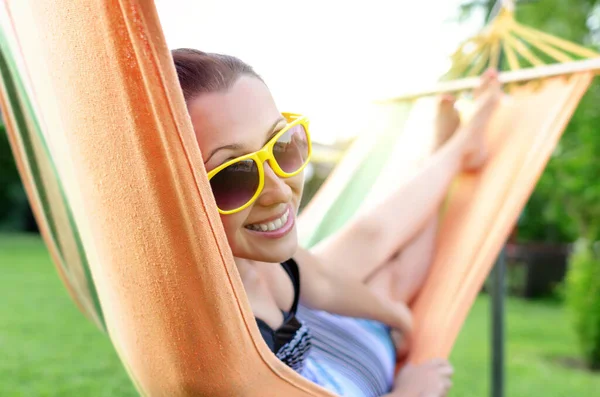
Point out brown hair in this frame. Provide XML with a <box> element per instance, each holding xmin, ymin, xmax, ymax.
<box><xmin>171</xmin><ymin>48</ymin><xmax>263</xmax><ymax>102</ymax></box>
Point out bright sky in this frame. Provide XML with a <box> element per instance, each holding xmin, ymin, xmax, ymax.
<box><xmin>155</xmin><ymin>0</ymin><xmax>485</xmax><ymax>144</ymax></box>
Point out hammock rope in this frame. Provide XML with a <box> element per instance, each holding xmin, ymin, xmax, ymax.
<box><xmin>448</xmin><ymin>7</ymin><xmax>599</xmax><ymax>80</ymax></box>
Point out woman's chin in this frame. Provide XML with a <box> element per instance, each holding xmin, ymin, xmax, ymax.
<box><xmin>235</xmin><ymin>249</ymin><xmax>296</xmax><ymax>263</ymax></box>
<box><xmin>234</xmin><ymin>228</ymin><xmax>299</xmax><ymax>263</ymax></box>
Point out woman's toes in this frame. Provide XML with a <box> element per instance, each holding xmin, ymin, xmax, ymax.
<box><xmin>474</xmin><ymin>68</ymin><xmax>498</xmax><ymax>98</ymax></box>
<box><xmin>434</xmin><ymin>95</ymin><xmax>461</xmax><ymax>150</ymax></box>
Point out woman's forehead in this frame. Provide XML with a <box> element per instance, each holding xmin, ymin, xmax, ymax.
<box><xmin>188</xmin><ymin>77</ymin><xmax>281</xmax><ymax>151</ymax></box>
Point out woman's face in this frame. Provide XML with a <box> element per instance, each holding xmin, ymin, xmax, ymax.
<box><xmin>187</xmin><ymin>76</ymin><xmax>304</xmax><ymax>263</ymax></box>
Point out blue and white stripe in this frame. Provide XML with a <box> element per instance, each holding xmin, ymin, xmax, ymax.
<box><xmin>297</xmin><ymin>306</ymin><xmax>396</xmax><ymax>397</ymax></box>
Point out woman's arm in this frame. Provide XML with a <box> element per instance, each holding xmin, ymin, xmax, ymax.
<box><xmin>294</xmin><ymin>247</ymin><xmax>413</xmax><ymax>338</ymax></box>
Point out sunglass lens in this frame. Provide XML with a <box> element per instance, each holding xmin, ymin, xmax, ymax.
<box><xmin>209</xmin><ymin>159</ymin><xmax>259</xmax><ymax>211</ymax></box>
<box><xmin>273</xmin><ymin>124</ymin><xmax>309</xmax><ymax>173</ymax></box>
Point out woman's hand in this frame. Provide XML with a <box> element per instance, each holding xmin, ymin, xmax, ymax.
<box><xmin>386</xmin><ymin>358</ymin><xmax>454</xmax><ymax>397</ymax></box>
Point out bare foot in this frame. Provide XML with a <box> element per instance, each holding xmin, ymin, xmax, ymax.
<box><xmin>461</xmin><ymin>69</ymin><xmax>503</xmax><ymax>172</ymax></box>
<box><xmin>389</xmin><ymin>358</ymin><xmax>454</xmax><ymax>397</ymax></box>
<box><xmin>433</xmin><ymin>94</ymin><xmax>461</xmax><ymax>152</ymax></box>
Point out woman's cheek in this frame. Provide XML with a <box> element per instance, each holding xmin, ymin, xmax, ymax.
<box><xmin>290</xmin><ymin>174</ymin><xmax>305</xmax><ymax>207</ymax></box>
<box><xmin>220</xmin><ymin>207</ymin><xmax>253</xmax><ymax>233</ymax></box>
<box><xmin>219</xmin><ymin>213</ymin><xmax>243</xmax><ymax>236</ymax></box>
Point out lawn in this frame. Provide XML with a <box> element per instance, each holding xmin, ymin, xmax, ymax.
<box><xmin>1</xmin><ymin>233</ymin><xmax>599</xmax><ymax>396</ymax></box>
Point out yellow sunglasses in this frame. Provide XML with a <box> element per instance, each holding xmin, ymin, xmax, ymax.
<box><xmin>207</xmin><ymin>112</ymin><xmax>312</xmax><ymax>215</ymax></box>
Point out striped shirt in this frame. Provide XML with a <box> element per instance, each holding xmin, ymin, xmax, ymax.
<box><xmin>297</xmin><ymin>306</ymin><xmax>396</xmax><ymax>397</ymax></box>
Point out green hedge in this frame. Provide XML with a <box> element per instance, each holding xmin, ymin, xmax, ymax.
<box><xmin>565</xmin><ymin>239</ymin><xmax>600</xmax><ymax>370</ymax></box>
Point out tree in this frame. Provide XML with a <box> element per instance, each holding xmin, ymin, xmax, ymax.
<box><xmin>459</xmin><ymin>0</ymin><xmax>600</xmax><ymax>369</ymax></box>
<box><xmin>459</xmin><ymin>0</ymin><xmax>600</xmax><ymax>243</ymax></box>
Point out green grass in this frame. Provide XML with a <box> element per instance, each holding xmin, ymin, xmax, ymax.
<box><xmin>1</xmin><ymin>233</ymin><xmax>599</xmax><ymax>396</ymax></box>
<box><xmin>0</xmin><ymin>234</ymin><xmax>135</xmax><ymax>397</ymax></box>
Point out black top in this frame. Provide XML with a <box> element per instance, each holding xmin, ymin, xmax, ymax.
<box><xmin>255</xmin><ymin>259</ymin><xmax>312</xmax><ymax>372</ymax></box>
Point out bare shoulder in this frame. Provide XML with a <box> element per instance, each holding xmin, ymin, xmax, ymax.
<box><xmin>292</xmin><ymin>246</ymin><xmax>324</xmax><ymax>271</ymax></box>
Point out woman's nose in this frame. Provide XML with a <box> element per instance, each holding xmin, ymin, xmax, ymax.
<box><xmin>256</xmin><ymin>163</ymin><xmax>293</xmax><ymax>207</ymax></box>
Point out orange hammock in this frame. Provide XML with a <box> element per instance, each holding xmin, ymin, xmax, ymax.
<box><xmin>1</xmin><ymin>0</ymin><xmax>598</xmax><ymax>396</ymax></box>
<box><xmin>410</xmin><ymin>73</ymin><xmax>593</xmax><ymax>362</ymax></box>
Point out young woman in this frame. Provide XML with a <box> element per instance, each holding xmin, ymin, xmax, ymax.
<box><xmin>172</xmin><ymin>48</ymin><xmax>501</xmax><ymax>397</ymax></box>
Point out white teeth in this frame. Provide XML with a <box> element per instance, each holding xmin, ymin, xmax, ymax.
<box><xmin>247</xmin><ymin>209</ymin><xmax>290</xmax><ymax>232</ymax></box>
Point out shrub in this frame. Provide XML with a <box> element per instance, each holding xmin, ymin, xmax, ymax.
<box><xmin>565</xmin><ymin>239</ymin><xmax>600</xmax><ymax>370</ymax></box>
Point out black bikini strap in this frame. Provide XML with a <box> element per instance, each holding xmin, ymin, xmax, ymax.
<box><xmin>280</xmin><ymin>259</ymin><xmax>300</xmax><ymax>315</ymax></box>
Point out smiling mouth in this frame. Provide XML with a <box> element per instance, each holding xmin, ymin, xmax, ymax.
<box><xmin>244</xmin><ymin>208</ymin><xmax>290</xmax><ymax>232</ymax></box>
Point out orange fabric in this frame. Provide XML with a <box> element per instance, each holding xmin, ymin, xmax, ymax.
<box><xmin>2</xmin><ymin>0</ymin><xmax>595</xmax><ymax>394</ymax></box>
<box><xmin>408</xmin><ymin>73</ymin><xmax>594</xmax><ymax>363</ymax></box>
<box><xmin>3</xmin><ymin>1</ymin><xmax>333</xmax><ymax>395</ymax></box>
<box><xmin>298</xmin><ymin>73</ymin><xmax>593</xmax><ymax>366</ymax></box>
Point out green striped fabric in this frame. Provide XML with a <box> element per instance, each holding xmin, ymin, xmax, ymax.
<box><xmin>0</xmin><ymin>22</ymin><xmax>105</xmax><ymax>331</ymax></box>
<box><xmin>300</xmin><ymin>101</ymin><xmax>418</xmax><ymax>248</ymax></box>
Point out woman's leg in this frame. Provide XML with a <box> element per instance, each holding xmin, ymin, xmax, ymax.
<box><xmin>365</xmin><ymin>217</ymin><xmax>438</xmax><ymax>304</ymax></box>
<box><xmin>363</xmin><ymin>95</ymin><xmax>459</xmax><ymax>303</ymax></box>
<box><xmin>311</xmin><ymin>73</ymin><xmax>501</xmax><ymax>282</ymax></box>
<box><xmin>297</xmin><ymin>78</ymin><xmax>499</xmax><ymax>396</ymax></box>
